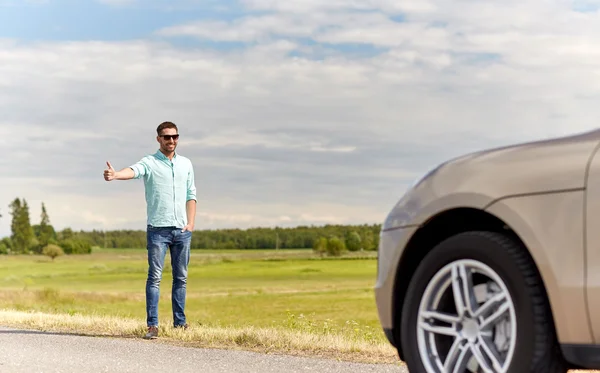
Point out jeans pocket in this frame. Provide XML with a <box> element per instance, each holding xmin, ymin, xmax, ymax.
<box><xmin>181</xmin><ymin>229</ymin><xmax>192</xmax><ymax>240</ymax></box>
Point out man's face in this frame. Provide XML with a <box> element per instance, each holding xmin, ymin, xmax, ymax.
<box><xmin>157</xmin><ymin>127</ymin><xmax>179</xmax><ymax>153</ymax></box>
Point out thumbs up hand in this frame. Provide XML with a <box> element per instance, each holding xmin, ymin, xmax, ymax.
<box><xmin>104</xmin><ymin>161</ymin><xmax>116</xmax><ymax>181</ymax></box>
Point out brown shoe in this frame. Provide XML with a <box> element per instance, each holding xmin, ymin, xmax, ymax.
<box><xmin>144</xmin><ymin>326</ymin><xmax>158</xmax><ymax>339</ymax></box>
<box><xmin>174</xmin><ymin>323</ymin><xmax>188</xmax><ymax>330</ymax></box>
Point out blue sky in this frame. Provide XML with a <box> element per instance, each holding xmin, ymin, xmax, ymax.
<box><xmin>0</xmin><ymin>0</ymin><xmax>241</xmax><ymax>41</ymax></box>
<box><xmin>0</xmin><ymin>0</ymin><xmax>598</xmax><ymax>237</ymax></box>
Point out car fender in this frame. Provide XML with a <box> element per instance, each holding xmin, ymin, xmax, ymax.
<box><xmin>485</xmin><ymin>190</ymin><xmax>593</xmax><ymax>344</ymax></box>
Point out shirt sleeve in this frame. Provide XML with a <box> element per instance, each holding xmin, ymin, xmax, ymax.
<box><xmin>187</xmin><ymin>162</ymin><xmax>197</xmax><ymax>201</ymax></box>
<box><xmin>129</xmin><ymin>156</ymin><xmax>150</xmax><ymax>179</ymax></box>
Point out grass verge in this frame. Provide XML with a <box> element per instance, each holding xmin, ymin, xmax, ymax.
<box><xmin>0</xmin><ymin>309</ymin><xmax>402</xmax><ymax>365</ymax></box>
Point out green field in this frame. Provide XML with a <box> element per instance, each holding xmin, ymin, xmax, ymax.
<box><xmin>0</xmin><ymin>248</ymin><xmax>396</xmax><ymax>361</ymax></box>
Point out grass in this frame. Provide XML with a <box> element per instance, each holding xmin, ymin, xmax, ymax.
<box><xmin>0</xmin><ymin>248</ymin><xmax>401</xmax><ymax>364</ymax></box>
<box><xmin>0</xmin><ymin>309</ymin><xmax>398</xmax><ymax>363</ymax></box>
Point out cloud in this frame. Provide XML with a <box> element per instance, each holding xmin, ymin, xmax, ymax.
<box><xmin>95</xmin><ymin>0</ymin><xmax>136</xmax><ymax>5</ymax></box>
<box><xmin>2</xmin><ymin>0</ymin><xmax>600</xmax><ymax>237</ymax></box>
<box><xmin>0</xmin><ymin>0</ymin><xmax>47</xmax><ymax>6</ymax></box>
<box><xmin>240</xmin><ymin>0</ymin><xmax>435</xmax><ymax>14</ymax></box>
<box><xmin>156</xmin><ymin>10</ymin><xmax>412</xmax><ymax>44</ymax></box>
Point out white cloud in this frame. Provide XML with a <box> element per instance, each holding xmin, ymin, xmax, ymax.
<box><xmin>180</xmin><ymin>130</ymin><xmax>356</xmax><ymax>153</ymax></box>
<box><xmin>240</xmin><ymin>0</ymin><xmax>436</xmax><ymax>14</ymax></box>
<box><xmin>158</xmin><ymin>17</ymin><xmax>314</xmax><ymax>42</ymax></box>
<box><xmin>0</xmin><ymin>0</ymin><xmax>48</xmax><ymax>6</ymax></box>
<box><xmin>2</xmin><ymin>0</ymin><xmax>600</xmax><ymax>237</ymax></box>
<box><xmin>95</xmin><ymin>0</ymin><xmax>136</xmax><ymax>5</ymax></box>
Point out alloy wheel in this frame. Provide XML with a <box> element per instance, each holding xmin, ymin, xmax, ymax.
<box><xmin>416</xmin><ymin>259</ymin><xmax>517</xmax><ymax>373</ymax></box>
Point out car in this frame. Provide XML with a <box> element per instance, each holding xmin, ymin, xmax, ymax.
<box><xmin>374</xmin><ymin>128</ymin><xmax>600</xmax><ymax>372</ymax></box>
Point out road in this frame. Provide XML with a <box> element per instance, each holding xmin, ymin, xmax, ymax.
<box><xmin>0</xmin><ymin>327</ymin><xmax>407</xmax><ymax>372</ymax></box>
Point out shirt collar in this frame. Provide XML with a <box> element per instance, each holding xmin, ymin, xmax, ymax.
<box><xmin>154</xmin><ymin>149</ymin><xmax>177</xmax><ymax>161</ymax></box>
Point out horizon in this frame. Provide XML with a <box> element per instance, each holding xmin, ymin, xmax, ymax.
<box><xmin>2</xmin><ymin>0</ymin><xmax>599</xmax><ymax>238</ymax></box>
<box><xmin>0</xmin><ymin>215</ymin><xmax>384</xmax><ymax>241</ymax></box>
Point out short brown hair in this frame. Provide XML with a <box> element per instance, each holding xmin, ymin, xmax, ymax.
<box><xmin>157</xmin><ymin>121</ymin><xmax>178</xmax><ymax>135</ymax></box>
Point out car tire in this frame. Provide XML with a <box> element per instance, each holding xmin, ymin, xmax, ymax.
<box><xmin>399</xmin><ymin>231</ymin><xmax>568</xmax><ymax>373</ymax></box>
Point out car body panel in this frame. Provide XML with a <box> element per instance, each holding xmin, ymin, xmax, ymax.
<box><xmin>486</xmin><ymin>191</ymin><xmax>592</xmax><ymax>344</ymax></box>
<box><xmin>375</xmin><ymin>129</ymin><xmax>600</xmax><ymax>351</ymax></box>
<box><xmin>383</xmin><ymin>130</ymin><xmax>600</xmax><ymax>232</ymax></box>
<box><xmin>584</xmin><ymin>145</ymin><xmax>600</xmax><ymax>343</ymax></box>
<box><xmin>374</xmin><ymin>225</ymin><xmax>419</xmax><ymax>331</ymax></box>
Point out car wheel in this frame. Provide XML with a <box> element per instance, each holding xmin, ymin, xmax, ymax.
<box><xmin>399</xmin><ymin>231</ymin><xmax>568</xmax><ymax>373</ymax></box>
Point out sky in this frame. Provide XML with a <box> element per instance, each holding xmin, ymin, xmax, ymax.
<box><xmin>1</xmin><ymin>0</ymin><xmax>599</xmax><ymax>237</ymax></box>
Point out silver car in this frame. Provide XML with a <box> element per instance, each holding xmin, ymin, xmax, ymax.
<box><xmin>375</xmin><ymin>129</ymin><xmax>600</xmax><ymax>372</ymax></box>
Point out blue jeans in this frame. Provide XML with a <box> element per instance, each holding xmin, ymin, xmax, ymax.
<box><xmin>145</xmin><ymin>225</ymin><xmax>191</xmax><ymax>327</ymax></box>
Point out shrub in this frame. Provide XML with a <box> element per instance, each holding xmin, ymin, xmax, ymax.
<box><xmin>326</xmin><ymin>236</ymin><xmax>346</xmax><ymax>257</ymax></box>
<box><xmin>42</xmin><ymin>244</ymin><xmax>64</xmax><ymax>261</ymax></box>
<box><xmin>312</xmin><ymin>237</ymin><xmax>328</xmax><ymax>256</ymax></box>
<box><xmin>345</xmin><ymin>231</ymin><xmax>361</xmax><ymax>252</ymax></box>
<box><xmin>59</xmin><ymin>238</ymin><xmax>92</xmax><ymax>255</ymax></box>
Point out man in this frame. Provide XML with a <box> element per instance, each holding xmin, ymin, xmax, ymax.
<box><xmin>103</xmin><ymin>121</ymin><xmax>197</xmax><ymax>339</ymax></box>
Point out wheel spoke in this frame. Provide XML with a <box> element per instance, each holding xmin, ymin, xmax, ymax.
<box><xmin>469</xmin><ymin>342</ymin><xmax>494</xmax><ymax>373</ymax></box>
<box><xmin>451</xmin><ymin>263</ymin><xmax>476</xmax><ymax>316</ymax></box>
<box><xmin>421</xmin><ymin>310</ymin><xmax>461</xmax><ymax>325</ymax></box>
<box><xmin>477</xmin><ymin>336</ymin><xmax>504</xmax><ymax>371</ymax></box>
<box><xmin>419</xmin><ymin>321</ymin><xmax>458</xmax><ymax>337</ymax></box>
<box><xmin>444</xmin><ymin>338</ymin><xmax>470</xmax><ymax>373</ymax></box>
<box><xmin>480</xmin><ymin>300</ymin><xmax>510</xmax><ymax>330</ymax></box>
<box><xmin>451</xmin><ymin>347</ymin><xmax>472</xmax><ymax>373</ymax></box>
<box><xmin>474</xmin><ymin>291</ymin><xmax>506</xmax><ymax>319</ymax></box>
<box><xmin>420</xmin><ymin>310</ymin><xmax>460</xmax><ymax>337</ymax></box>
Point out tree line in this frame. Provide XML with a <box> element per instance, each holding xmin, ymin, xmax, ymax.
<box><xmin>1</xmin><ymin>197</ymin><xmax>381</xmax><ymax>257</ymax></box>
<box><xmin>0</xmin><ymin>198</ymin><xmax>92</xmax><ymax>258</ymax></box>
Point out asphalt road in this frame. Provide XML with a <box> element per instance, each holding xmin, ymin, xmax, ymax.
<box><xmin>0</xmin><ymin>327</ymin><xmax>407</xmax><ymax>373</ymax></box>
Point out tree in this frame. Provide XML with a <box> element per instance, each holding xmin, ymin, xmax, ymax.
<box><xmin>9</xmin><ymin>198</ymin><xmax>21</xmax><ymax>243</ymax></box>
<box><xmin>38</xmin><ymin>203</ymin><xmax>55</xmax><ymax>248</ymax></box>
<box><xmin>42</xmin><ymin>244</ymin><xmax>64</xmax><ymax>261</ymax></box>
<box><xmin>345</xmin><ymin>231</ymin><xmax>362</xmax><ymax>252</ymax></box>
<box><xmin>326</xmin><ymin>236</ymin><xmax>346</xmax><ymax>256</ymax></box>
<box><xmin>362</xmin><ymin>230</ymin><xmax>375</xmax><ymax>251</ymax></box>
<box><xmin>313</xmin><ymin>237</ymin><xmax>328</xmax><ymax>256</ymax></box>
<box><xmin>0</xmin><ymin>237</ymin><xmax>11</xmax><ymax>254</ymax></box>
<box><xmin>21</xmin><ymin>199</ymin><xmax>34</xmax><ymax>251</ymax></box>
<box><xmin>371</xmin><ymin>231</ymin><xmax>380</xmax><ymax>251</ymax></box>
<box><xmin>9</xmin><ymin>198</ymin><xmax>34</xmax><ymax>253</ymax></box>
<box><xmin>60</xmin><ymin>238</ymin><xmax>92</xmax><ymax>254</ymax></box>
<box><xmin>59</xmin><ymin>228</ymin><xmax>74</xmax><ymax>241</ymax></box>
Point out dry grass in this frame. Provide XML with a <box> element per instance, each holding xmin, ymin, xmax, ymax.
<box><xmin>2</xmin><ymin>309</ymin><xmax>600</xmax><ymax>371</ymax></box>
<box><xmin>0</xmin><ymin>309</ymin><xmax>402</xmax><ymax>365</ymax></box>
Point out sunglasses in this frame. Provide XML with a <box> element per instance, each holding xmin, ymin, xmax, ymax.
<box><xmin>160</xmin><ymin>134</ymin><xmax>179</xmax><ymax>140</ymax></box>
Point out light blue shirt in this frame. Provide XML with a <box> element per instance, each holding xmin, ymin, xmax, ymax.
<box><xmin>129</xmin><ymin>150</ymin><xmax>196</xmax><ymax>228</ymax></box>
